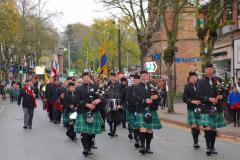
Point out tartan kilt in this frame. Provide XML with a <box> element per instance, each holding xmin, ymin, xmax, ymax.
<box><xmin>126</xmin><ymin>110</ymin><xmax>137</xmax><ymax>129</ymax></box>
<box><xmin>135</xmin><ymin>110</ymin><xmax>162</xmax><ymax>130</ymax></box>
<box><xmin>74</xmin><ymin>112</ymin><xmax>103</xmax><ymax>134</ymax></box>
<box><xmin>199</xmin><ymin>113</ymin><xmax>226</xmax><ymax>128</ymax></box>
<box><xmin>187</xmin><ymin>110</ymin><xmax>200</xmax><ymax>126</ymax></box>
<box><xmin>62</xmin><ymin>109</ymin><xmax>70</xmax><ymax>125</ymax></box>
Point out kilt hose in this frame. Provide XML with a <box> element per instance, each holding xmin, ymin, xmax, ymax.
<box><xmin>199</xmin><ymin>113</ymin><xmax>226</xmax><ymax>128</ymax></box>
<box><xmin>187</xmin><ymin>110</ymin><xmax>201</xmax><ymax>126</ymax></box>
<box><xmin>135</xmin><ymin>110</ymin><xmax>162</xmax><ymax>130</ymax></box>
<box><xmin>74</xmin><ymin>112</ymin><xmax>104</xmax><ymax>135</ymax></box>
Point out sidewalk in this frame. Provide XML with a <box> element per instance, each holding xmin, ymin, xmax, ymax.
<box><xmin>158</xmin><ymin>103</ymin><xmax>240</xmax><ymax>140</ymax></box>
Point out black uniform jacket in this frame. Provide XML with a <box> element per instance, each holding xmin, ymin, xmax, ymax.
<box><xmin>76</xmin><ymin>83</ymin><xmax>102</xmax><ymax>113</ymax></box>
<box><xmin>63</xmin><ymin>90</ymin><xmax>77</xmax><ymax>112</ymax></box>
<box><xmin>197</xmin><ymin>76</ymin><xmax>223</xmax><ymax>113</ymax></box>
<box><xmin>133</xmin><ymin>82</ymin><xmax>159</xmax><ymax>113</ymax></box>
<box><xmin>126</xmin><ymin>85</ymin><xmax>137</xmax><ymax>113</ymax></box>
<box><xmin>18</xmin><ymin>87</ymin><xmax>35</xmax><ymax>109</ymax></box>
<box><xmin>104</xmin><ymin>81</ymin><xmax>124</xmax><ymax>101</ymax></box>
<box><xmin>182</xmin><ymin>83</ymin><xmax>199</xmax><ymax>110</ymax></box>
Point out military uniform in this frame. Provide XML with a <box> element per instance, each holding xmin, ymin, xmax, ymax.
<box><xmin>75</xmin><ymin>82</ymin><xmax>103</xmax><ymax>156</ymax></box>
<box><xmin>197</xmin><ymin>72</ymin><xmax>226</xmax><ymax>156</ymax></box>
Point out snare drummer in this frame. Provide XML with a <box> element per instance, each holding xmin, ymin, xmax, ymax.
<box><xmin>75</xmin><ymin>72</ymin><xmax>104</xmax><ymax>156</ymax></box>
<box><xmin>104</xmin><ymin>72</ymin><xmax>124</xmax><ymax>137</ymax></box>
<box><xmin>183</xmin><ymin>71</ymin><xmax>201</xmax><ymax>149</ymax></box>
<box><xmin>133</xmin><ymin>71</ymin><xmax>162</xmax><ymax>155</ymax></box>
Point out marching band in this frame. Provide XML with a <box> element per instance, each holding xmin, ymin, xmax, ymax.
<box><xmin>18</xmin><ymin>63</ymin><xmax>229</xmax><ymax>157</ymax></box>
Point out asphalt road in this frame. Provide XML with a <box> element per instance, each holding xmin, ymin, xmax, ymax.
<box><xmin>0</xmin><ymin>100</ymin><xmax>240</xmax><ymax>160</ymax></box>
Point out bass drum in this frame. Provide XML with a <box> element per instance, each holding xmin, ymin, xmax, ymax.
<box><xmin>69</xmin><ymin>111</ymin><xmax>77</xmax><ymax>120</ymax></box>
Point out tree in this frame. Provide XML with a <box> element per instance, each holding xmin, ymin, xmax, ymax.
<box><xmin>194</xmin><ymin>0</ymin><xmax>227</xmax><ymax>67</ymax></box>
<box><xmin>0</xmin><ymin>0</ymin><xmax>21</xmax><ymax>80</ymax></box>
<box><xmin>101</xmin><ymin>0</ymin><xmax>153</xmax><ymax>69</ymax></box>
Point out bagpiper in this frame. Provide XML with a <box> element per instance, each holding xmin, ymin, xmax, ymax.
<box><xmin>197</xmin><ymin>64</ymin><xmax>226</xmax><ymax>156</ymax></box>
<box><xmin>75</xmin><ymin>72</ymin><xmax>104</xmax><ymax>156</ymax></box>
<box><xmin>133</xmin><ymin>71</ymin><xmax>162</xmax><ymax>154</ymax></box>
<box><xmin>183</xmin><ymin>71</ymin><xmax>201</xmax><ymax>149</ymax></box>
<box><xmin>126</xmin><ymin>74</ymin><xmax>141</xmax><ymax>148</ymax></box>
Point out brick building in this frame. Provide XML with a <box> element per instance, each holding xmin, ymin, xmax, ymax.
<box><xmin>149</xmin><ymin>3</ymin><xmax>201</xmax><ymax>92</ymax></box>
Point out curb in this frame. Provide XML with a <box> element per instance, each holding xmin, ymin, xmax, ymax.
<box><xmin>160</xmin><ymin>116</ymin><xmax>240</xmax><ymax>143</ymax></box>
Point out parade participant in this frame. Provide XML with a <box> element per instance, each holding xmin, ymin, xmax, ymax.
<box><xmin>126</xmin><ymin>74</ymin><xmax>141</xmax><ymax>148</ymax></box>
<box><xmin>133</xmin><ymin>71</ymin><xmax>162</xmax><ymax>154</ymax></box>
<box><xmin>64</xmin><ymin>82</ymin><xmax>77</xmax><ymax>141</ymax></box>
<box><xmin>104</xmin><ymin>72</ymin><xmax>124</xmax><ymax>137</ymax></box>
<box><xmin>62</xmin><ymin>78</ymin><xmax>72</xmax><ymax>127</ymax></box>
<box><xmin>75</xmin><ymin>72</ymin><xmax>103</xmax><ymax>156</ymax></box>
<box><xmin>18</xmin><ymin>80</ymin><xmax>37</xmax><ymax>129</ymax></box>
<box><xmin>120</xmin><ymin>77</ymin><xmax>128</xmax><ymax>128</ymax></box>
<box><xmin>52</xmin><ymin>79</ymin><xmax>62</xmax><ymax>124</ymax></box>
<box><xmin>45</xmin><ymin>77</ymin><xmax>55</xmax><ymax>122</ymax></box>
<box><xmin>197</xmin><ymin>64</ymin><xmax>226</xmax><ymax>156</ymax></box>
<box><xmin>183</xmin><ymin>71</ymin><xmax>201</xmax><ymax>149</ymax></box>
<box><xmin>53</xmin><ymin>88</ymin><xmax>65</xmax><ymax>124</ymax></box>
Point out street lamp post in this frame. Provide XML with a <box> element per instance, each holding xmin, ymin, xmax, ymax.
<box><xmin>67</xmin><ymin>41</ymin><xmax>80</xmax><ymax>71</ymax></box>
<box><xmin>118</xmin><ymin>20</ymin><xmax>122</xmax><ymax>72</ymax></box>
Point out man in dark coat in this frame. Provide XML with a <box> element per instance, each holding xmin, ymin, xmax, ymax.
<box><xmin>18</xmin><ymin>80</ymin><xmax>37</xmax><ymax>129</ymax></box>
<box><xmin>45</xmin><ymin>77</ymin><xmax>55</xmax><ymax>122</ymax></box>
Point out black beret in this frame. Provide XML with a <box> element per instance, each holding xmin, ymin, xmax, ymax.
<box><xmin>68</xmin><ymin>82</ymin><xmax>75</xmax><ymax>87</ymax></box>
<box><xmin>134</xmin><ymin>74</ymin><xmax>140</xmax><ymax>79</ymax></box>
<box><xmin>67</xmin><ymin>77</ymin><xmax>72</xmax><ymax>81</ymax></box>
<box><xmin>110</xmin><ymin>72</ymin><xmax>116</xmax><ymax>76</ymax></box>
<box><xmin>82</xmin><ymin>72</ymin><xmax>90</xmax><ymax>77</ymax></box>
<box><xmin>25</xmin><ymin>79</ymin><xmax>30</xmax><ymax>83</ymax></box>
<box><xmin>189</xmin><ymin>71</ymin><xmax>197</xmax><ymax>77</ymax></box>
<box><xmin>140</xmin><ymin>70</ymin><xmax>148</xmax><ymax>75</ymax></box>
<box><xmin>121</xmin><ymin>77</ymin><xmax>127</xmax><ymax>82</ymax></box>
<box><xmin>58</xmin><ymin>88</ymin><xmax>65</xmax><ymax>96</ymax></box>
<box><xmin>205</xmin><ymin>63</ymin><xmax>213</xmax><ymax>69</ymax></box>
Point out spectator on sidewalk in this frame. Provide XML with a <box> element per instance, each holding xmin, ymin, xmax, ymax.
<box><xmin>0</xmin><ymin>81</ymin><xmax>6</xmax><ymax>100</ymax></box>
<box><xmin>228</xmin><ymin>85</ymin><xmax>240</xmax><ymax>127</ymax></box>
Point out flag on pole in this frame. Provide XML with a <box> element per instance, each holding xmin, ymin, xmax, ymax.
<box><xmin>44</xmin><ymin>71</ymin><xmax>49</xmax><ymax>81</ymax></box>
<box><xmin>51</xmin><ymin>61</ymin><xmax>58</xmax><ymax>79</ymax></box>
<box><xmin>98</xmin><ymin>45</ymin><xmax>108</xmax><ymax>74</ymax></box>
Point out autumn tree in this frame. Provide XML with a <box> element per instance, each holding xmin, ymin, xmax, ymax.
<box><xmin>0</xmin><ymin>0</ymin><xmax>21</xmax><ymax>80</ymax></box>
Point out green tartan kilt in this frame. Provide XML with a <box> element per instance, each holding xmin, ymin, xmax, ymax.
<box><xmin>135</xmin><ymin>110</ymin><xmax>162</xmax><ymax>130</ymax></box>
<box><xmin>199</xmin><ymin>113</ymin><xmax>226</xmax><ymax>128</ymax></box>
<box><xmin>187</xmin><ymin>110</ymin><xmax>201</xmax><ymax>126</ymax></box>
<box><xmin>74</xmin><ymin>112</ymin><xmax>103</xmax><ymax>134</ymax></box>
<box><xmin>126</xmin><ymin>110</ymin><xmax>137</xmax><ymax>129</ymax></box>
<box><xmin>62</xmin><ymin>109</ymin><xmax>70</xmax><ymax>125</ymax></box>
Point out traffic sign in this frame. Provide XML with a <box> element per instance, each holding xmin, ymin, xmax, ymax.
<box><xmin>68</xmin><ymin>69</ymin><xmax>75</xmax><ymax>77</ymax></box>
<box><xmin>152</xmin><ymin>53</ymin><xmax>161</xmax><ymax>61</ymax></box>
<box><xmin>145</xmin><ymin>62</ymin><xmax>157</xmax><ymax>72</ymax></box>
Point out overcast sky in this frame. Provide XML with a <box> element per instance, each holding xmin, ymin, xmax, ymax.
<box><xmin>45</xmin><ymin>0</ymin><xmax>109</xmax><ymax>31</ymax></box>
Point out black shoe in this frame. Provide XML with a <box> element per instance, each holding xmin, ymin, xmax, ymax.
<box><xmin>108</xmin><ymin>132</ymin><xmax>114</xmax><ymax>137</ymax></box>
<box><xmin>206</xmin><ymin>149</ymin><xmax>212</xmax><ymax>156</ymax></box>
<box><xmin>146</xmin><ymin>148</ymin><xmax>153</xmax><ymax>154</ymax></box>
<box><xmin>128</xmin><ymin>134</ymin><xmax>133</xmax><ymax>140</ymax></box>
<box><xmin>211</xmin><ymin>148</ymin><xmax>218</xmax><ymax>154</ymax></box>
<box><xmin>139</xmin><ymin>149</ymin><xmax>146</xmax><ymax>154</ymax></box>
<box><xmin>23</xmin><ymin>126</ymin><xmax>27</xmax><ymax>129</ymax></box>
<box><xmin>122</xmin><ymin>124</ymin><xmax>126</xmax><ymax>128</ymax></box>
<box><xmin>113</xmin><ymin>133</ymin><xmax>118</xmax><ymax>137</ymax></box>
<box><xmin>193</xmin><ymin>143</ymin><xmax>201</xmax><ymax>149</ymax></box>
<box><xmin>28</xmin><ymin>126</ymin><xmax>32</xmax><ymax>129</ymax></box>
<box><xmin>82</xmin><ymin>150</ymin><xmax>89</xmax><ymax>156</ymax></box>
<box><xmin>233</xmin><ymin>124</ymin><xmax>237</xmax><ymax>127</ymax></box>
<box><xmin>54</xmin><ymin>121</ymin><xmax>57</xmax><ymax>124</ymax></box>
<box><xmin>134</xmin><ymin>142</ymin><xmax>140</xmax><ymax>149</ymax></box>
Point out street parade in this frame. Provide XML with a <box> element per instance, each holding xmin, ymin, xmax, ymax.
<box><xmin>1</xmin><ymin>0</ymin><xmax>240</xmax><ymax>160</ymax></box>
